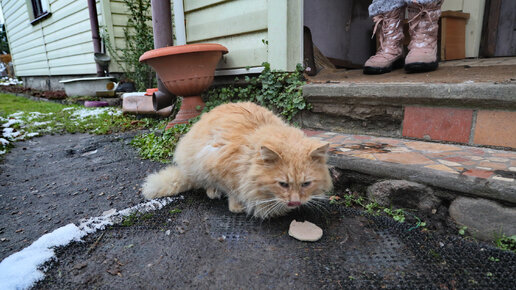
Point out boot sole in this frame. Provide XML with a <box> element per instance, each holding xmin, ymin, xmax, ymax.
<box><xmin>363</xmin><ymin>58</ymin><xmax>404</xmax><ymax>75</ymax></box>
<box><xmin>405</xmin><ymin>61</ymin><xmax>438</xmax><ymax>73</ymax></box>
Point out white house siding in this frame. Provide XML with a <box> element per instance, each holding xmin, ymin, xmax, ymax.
<box><xmin>184</xmin><ymin>0</ymin><xmax>302</xmax><ymax>71</ymax></box>
<box><xmin>0</xmin><ymin>0</ymin><xmax>109</xmax><ymax>77</ymax></box>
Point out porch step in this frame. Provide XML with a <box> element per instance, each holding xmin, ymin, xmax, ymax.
<box><xmin>304</xmin><ymin>130</ymin><xmax>516</xmax><ymax>206</ymax></box>
<box><xmin>300</xmin><ymin>62</ymin><xmax>516</xmax><ymax>149</ymax></box>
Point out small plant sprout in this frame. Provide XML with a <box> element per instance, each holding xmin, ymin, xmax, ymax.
<box><xmin>458</xmin><ymin>226</ymin><xmax>468</xmax><ymax>236</ymax></box>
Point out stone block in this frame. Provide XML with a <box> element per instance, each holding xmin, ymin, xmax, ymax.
<box><xmin>449</xmin><ymin>197</ymin><xmax>516</xmax><ymax>241</ymax></box>
<box><xmin>367</xmin><ymin>180</ymin><xmax>440</xmax><ymax>213</ymax></box>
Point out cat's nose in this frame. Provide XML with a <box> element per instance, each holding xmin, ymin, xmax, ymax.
<box><xmin>287</xmin><ymin>201</ymin><xmax>301</xmax><ymax>207</ymax></box>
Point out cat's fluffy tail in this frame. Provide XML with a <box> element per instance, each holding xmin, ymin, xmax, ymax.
<box><xmin>142</xmin><ymin>166</ymin><xmax>193</xmax><ymax>199</ymax></box>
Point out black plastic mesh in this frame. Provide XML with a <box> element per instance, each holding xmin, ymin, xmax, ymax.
<box><xmin>39</xmin><ymin>194</ymin><xmax>516</xmax><ymax>289</ymax></box>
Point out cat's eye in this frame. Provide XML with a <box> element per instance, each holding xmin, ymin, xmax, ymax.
<box><xmin>301</xmin><ymin>181</ymin><xmax>312</xmax><ymax>187</ymax></box>
<box><xmin>278</xmin><ymin>181</ymin><xmax>289</xmax><ymax>188</ymax></box>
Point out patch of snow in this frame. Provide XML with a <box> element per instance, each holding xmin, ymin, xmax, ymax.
<box><xmin>0</xmin><ymin>138</ymin><xmax>8</xmax><ymax>145</ymax></box>
<box><xmin>3</xmin><ymin>127</ymin><xmax>20</xmax><ymax>138</ymax></box>
<box><xmin>2</xmin><ymin>119</ymin><xmax>23</xmax><ymax>128</ymax></box>
<box><xmin>71</xmin><ymin>108</ymin><xmax>121</xmax><ymax>120</ymax></box>
<box><xmin>0</xmin><ymin>224</ymin><xmax>86</xmax><ymax>290</ymax></box>
<box><xmin>0</xmin><ymin>197</ymin><xmax>181</xmax><ymax>289</ymax></box>
<box><xmin>0</xmin><ymin>150</ymin><xmax>6</xmax><ymax>155</ymax></box>
<box><xmin>26</xmin><ymin>132</ymin><xmax>39</xmax><ymax>137</ymax></box>
<box><xmin>33</xmin><ymin>121</ymin><xmax>51</xmax><ymax>126</ymax></box>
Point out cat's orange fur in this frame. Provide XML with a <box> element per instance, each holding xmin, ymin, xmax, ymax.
<box><xmin>142</xmin><ymin>102</ymin><xmax>332</xmax><ymax>219</ymax></box>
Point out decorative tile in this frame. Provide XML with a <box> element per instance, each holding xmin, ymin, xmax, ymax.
<box><xmin>403</xmin><ymin>106</ymin><xmax>473</xmax><ymax>143</ymax></box>
<box><xmin>493</xmin><ymin>153</ymin><xmax>516</xmax><ymax>158</ymax></box>
<box><xmin>354</xmin><ymin>135</ymin><xmax>372</xmax><ymax>140</ymax></box>
<box><xmin>509</xmin><ymin>167</ymin><xmax>516</xmax><ymax>172</ymax></box>
<box><xmin>487</xmin><ymin>157</ymin><xmax>509</xmax><ymax>162</ymax></box>
<box><xmin>425</xmin><ymin>164</ymin><xmax>458</xmax><ymax>174</ymax></box>
<box><xmin>373</xmin><ymin>152</ymin><xmax>434</xmax><ymax>165</ymax></box>
<box><xmin>445</xmin><ymin>156</ymin><xmax>469</xmax><ymax>163</ymax></box>
<box><xmin>478</xmin><ymin>162</ymin><xmax>508</xmax><ymax>170</ymax></box>
<box><xmin>353</xmin><ymin>153</ymin><xmax>376</xmax><ymax>160</ymax></box>
<box><xmin>303</xmin><ymin>129</ymin><xmax>324</xmax><ymax>137</ymax></box>
<box><xmin>470</xmin><ymin>156</ymin><xmax>484</xmax><ymax>161</ymax></box>
<box><xmin>473</xmin><ymin>110</ymin><xmax>516</xmax><ymax>148</ymax></box>
<box><xmin>437</xmin><ymin>159</ymin><xmax>462</xmax><ymax>167</ymax></box>
<box><xmin>467</xmin><ymin>148</ymin><xmax>486</xmax><ymax>155</ymax></box>
<box><xmin>492</xmin><ymin>176</ymin><xmax>515</xmax><ymax>183</ymax></box>
<box><xmin>463</xmin><ymin>169</ymin><xmax>494</xmax><ymax>179</ymax></box>
<box><xmin>476</xmin><ymin>166</ymin><xmax>493</xmax><ymax>171</ymax></box>
<box><xmin>405</xmin><ymin>141</ymin><xmax>461</xmax><ymax>152</ymax></box>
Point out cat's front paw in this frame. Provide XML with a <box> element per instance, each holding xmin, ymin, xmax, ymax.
<box><xmin>228</xmin><ymin>196</ymin><xmax>245</xmax><ymax>213</ymax></box>
<box><xmin>206</xmin><ymin>187</ymin><xmax>222</xmax><ymax>199</ymax></box>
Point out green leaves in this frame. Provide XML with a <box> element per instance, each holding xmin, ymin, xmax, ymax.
<box><xmin>104</xmin><ymin>0</ymin><xmax>156</xmax><ymax>91</ymax></box>
<box><xmin>130</xmin><ymin>122</ymin><xmax>192</xmax><ymax>162</ymax></box>
<box><xmin>203</xmin><ymin>62</ymin><xmax>310</xmax><ymax>121</ymax></box>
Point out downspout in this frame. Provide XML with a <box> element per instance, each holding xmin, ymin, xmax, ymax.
<box><xmin>87</xmin><ymin>0</ymin><xmax>104</xmax><ymax>77</ymax></box>
<box><xmin>150</xmin><ymin>0</ymin><xmax>176</xmax><ymax>111</ymax></box>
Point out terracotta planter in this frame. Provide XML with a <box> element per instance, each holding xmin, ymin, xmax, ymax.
<box><xmin>139</xmin><ymin>43</ymin><xmax>228</xmax><ymax>128</ymax></box>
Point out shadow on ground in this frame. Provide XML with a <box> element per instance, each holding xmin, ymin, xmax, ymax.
<box><xmin>38</xmin><ymin>191</ymin><xmax>515</xmax><ymax>289</ymax></box>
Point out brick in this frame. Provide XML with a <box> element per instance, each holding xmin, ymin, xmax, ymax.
<box><xmin>402</xmin><ymin>106</ymin><xmax>473</xmax><ymax>143</ymax></box>
<box><xmin>473</xmin><ymin>110</ymin><xmax>516</xmax><ymax>148</ymax></box>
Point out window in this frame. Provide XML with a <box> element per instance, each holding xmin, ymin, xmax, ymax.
<box><xmin>31</xmin><ymin>0</ymin><xmax>46</xmax><ymax>19</ymax></box>
<box><xmin>27</xmin><ymin>0</ymin><xmax>51</xmax><ymax>25</ymax></box>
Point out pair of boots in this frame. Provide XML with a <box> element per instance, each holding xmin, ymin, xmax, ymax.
<box><xmin>364</xmin><ymin>0</ymin><xmax>442</xmax><ymax>74</ymax></box>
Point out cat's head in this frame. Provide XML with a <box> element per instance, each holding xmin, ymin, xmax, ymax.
<box><xmin>249</xmin><ymin>139</ymin><xmax>333</xmax><ymax>217</ymax></box>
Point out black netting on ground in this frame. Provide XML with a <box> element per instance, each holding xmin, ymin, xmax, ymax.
<box><xmin>39</xmin><ymin>194</ymin><xmax>516</xmax><ymax>289</ymax></box>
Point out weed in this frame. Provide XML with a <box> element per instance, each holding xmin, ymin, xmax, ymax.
<box><xmin>493</xmin><ymin>234</ymin><xmax>516</xmax><ymax>253</ymax></box>
<box><xmin>458</xmin><ymin>226</ymin><xmax>468</xmax><ymax>236</ymax></box>
<box><xmin>130</xmin><ymin>122</ymin><xmax>191</xmax><ymax>162</ymax></box>
<box><xmin>169</xmin><ymin>208</ymin><xmax>182</xmax><ymax>215</ymax></box>
<box><xmin>121</xmin><ymin>212</ymin><xmax>153</xmax><ymax>227</ymax></box>
<box><xmin>384</xmin><ymin>208</ymin><xmax>406</xmax><ymax>223</ymax></box>
<box><xmin>488</xmin><ymin>256</ymin><xmax>500</xmax><ymax>262</ymax></box>
<box><xmin>364</xmin><ymin>202</ymin><xmax>381</xmax><ymax>215</ymax></box>
<box><xmin>121</xmin><ymin>213</ymin><xmax>139</xmax><ymax>227</ymax></box>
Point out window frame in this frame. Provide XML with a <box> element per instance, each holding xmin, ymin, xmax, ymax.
<box><xmin>28</xmin><ymin>0</ymin><xmax>51</xmax><ymax>25</ymax></box>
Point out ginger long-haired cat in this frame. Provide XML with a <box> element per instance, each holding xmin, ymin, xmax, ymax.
<box><xmin>142</xmin><ymin>102</ymin><xmax>332</xmax><ymax>219</ymax></box>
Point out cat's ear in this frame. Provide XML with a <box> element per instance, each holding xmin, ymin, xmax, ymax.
<box><xmin>260</xmin><ymin>146</ymin><xmax>281</xmax><ymax>163</ymax></box>
<box><xmin>310</xmin><ymin>143</ymin><xmax>329</xmax><ymax>161</ymax></box>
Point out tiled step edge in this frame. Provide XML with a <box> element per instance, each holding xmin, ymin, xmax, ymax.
<box><xmin>328</xmin><ymin>154</ymin><xmax>516</xmax><ymax>205</ymax></box>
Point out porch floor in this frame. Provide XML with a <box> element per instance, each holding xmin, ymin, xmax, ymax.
<box><xmin>306</xmin><ymin>57</ymin><xmax>516</xmax><ymax>84</ymax></box>
<box><xmin>303</xmin><ymin>129</ymin><xmax>516</xmax><ymax>205</ymax></box>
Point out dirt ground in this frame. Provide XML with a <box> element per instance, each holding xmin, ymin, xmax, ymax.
<box><xmin>0</xmin><ymin>132</ymin><xmax>163</xmax><ymax>261</ymax></box>
<box><xmin>1</xmin><ymin>132</ymin><xmax>515</xmax><ymax>289</ymax></box>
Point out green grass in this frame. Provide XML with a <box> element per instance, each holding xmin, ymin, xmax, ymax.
<box><xmin>0</xmin><ymin>93</ymin><xmax>162</xmax><ymax>155</ymax></box>
<box><xmin>0</xmin><ymin>93</ymin><xmax>68</xmax><ymax>115</ymax></box>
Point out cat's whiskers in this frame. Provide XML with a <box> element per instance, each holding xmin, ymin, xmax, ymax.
<box><xmin>263</xmin><ymin>200</ymin><xmax>285</xmax><ymax>218</ymax></box>
<box><xmin>252</xmin><ymin>199</ymin><xmax>278</xmax><ymax>218</ymax></box>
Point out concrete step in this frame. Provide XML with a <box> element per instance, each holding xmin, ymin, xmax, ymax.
<box><xmin>300</xmin><ymin>62</ymin><xmax>516</xmax><ymax>149</ymax></box>
<box><xmin>305</xmin><ymin>130</ymin><xmax>516</xmax><ymax>240</ymax></box>
<box><xmin>304</xmin><ymin>130</ymin><xmax>516</xmax><ymax>204</ymax></box>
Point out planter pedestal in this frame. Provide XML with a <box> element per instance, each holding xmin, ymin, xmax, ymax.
<box><xmin>165</xmin><ymin>96</ymin><xmax>205</xmax><ymax>129</ymax></box>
